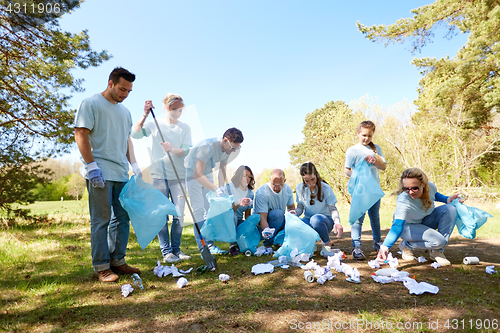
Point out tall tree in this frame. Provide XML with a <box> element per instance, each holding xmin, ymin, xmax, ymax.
<box><xmin>0</xmin><ymin>0</ymin><xmax>110</xmax><ymax>210</ymax></box>
<box><xmin>357</xmin><ymin>0</ymin><xmax>500</xmax><ymax>129</ymax></box>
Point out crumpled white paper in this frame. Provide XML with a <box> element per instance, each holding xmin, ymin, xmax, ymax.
<box><xmin>219</xmin><ymin>273</ymin><xmax>230</xmax><ymax>282</ymax></box>
<box><xmin>153</xmin><ymin>261</ymin><xmax>193</xmax><ymax>277</ymax></box>
<box><xmin>251</xmin><ymin>263</ymin><xmax>274</xmax><ymax>275</ymax></box>
<box><xmin>255</xmin><ymin>246</ymin><xmax>273</xmax><ymax>256</ymax></box>
<box><xmin>180</xmin><ymin>268</ymin><xmax>193</xmax><ymax>274</ymax></box>
<box><xmin>431</xmin><ymin>262</ymin><xmax>441</xmax><ymax>269</ymax></box>
<box><xmin>486</xmin><ymin>265</ymin><xmax>497</xmax><ymax>274</ymax></box>
<box><xmin>301</xmin><ymin>260</ymin><xmax>320</xmax><ymax>271</ymax></box>
<box><xmin>346</xmin><ymin>267</ymin><xmax>360</xmax><ymax>283</ymax></box>
<box><xmin>386</xmin><ymin>253</ymin><xmax>399</xmax><ymax>268</ymax></box>
<box><xmin>121</xmin><ymin>284</ymin><xmax>134</xmax><ymax>297</ymax></box>
<box><xmin>290</xmin><ymin>248</ymin><xmax>311</xmax><ymax>264</ymax></box>
<box><xmin>171</xmin><ymin>264</ymin><xmax>185</xmax><ymax>277</ymax></box>
<box><xmin>417</xmin><ymin>256</ymin><xmax>427</xmax><ymax>263</ymax></box>
<box><xmin>281</xmin><ymin>264</ymin><xmax>289</xmax><ymax>269</ymax></box>
<box><xmin>176</xmin><ymin>277</ymin><xmax>188</xmax><ymax>288</ymax></box>
<box><xmin>402</xmin><ymin>277</ymin><xmax>439</xmax><ymax>295</ymax></box>
<box><xmin>374</xmin><ymin>267</ymin><xmax>399</xmax><ymax>277</ymax></box>
<box><xmin>368</xmin><ymin>259</ymin><xmax>380</xmax><ymax>269</ymax></box>
<box><xmin>317</xmin><ymin>270</ymin><xmax>335</xmax><ymax>284</ymax></box>
<box><xmin>371</xmin><ymin>275</ymin><xmax>394</xmax><ymax>284</ymax></box>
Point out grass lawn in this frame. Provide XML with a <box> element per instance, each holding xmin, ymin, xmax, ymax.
<box><xmin>0</xmin><ymin>200</ymin><xmax>499</xmax><ymax>332</ymax></box>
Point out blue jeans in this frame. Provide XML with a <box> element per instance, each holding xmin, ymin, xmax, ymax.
<box><xmin>302</xmin><ymin>214</ymin><xmax>334</xmax><ymax>244</ymax></box>
<box><xmin>258</xmin><ymin>209</ymin><xmax>286</xmax><ymax>246</ymax></box>
<box><xmin>86</xmin><ymin>180</ymin><xmax>129</xmax><ymax>272</ymax></box>
<box><xmin>152</xmin><ymin>178</ymin><xmax>185</xmax><ymax>256</ymax></box>
<box><xmin>351</xmin><ymin>199</ymin><xmax>381</xmax><ymax>249</ymax></box>
<box><xmin>401</xmin><ymin>204</ymin><xmax>457</xmax><ymax>252</ymax></box>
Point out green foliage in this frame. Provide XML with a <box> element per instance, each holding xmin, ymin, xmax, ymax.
<box><xmin>357</xmin><ymin>0</ymin><xmax>500</xmax><ymax>129</ymax></box>
<box><xmin>289</xmin><ymin>100</ymin><xmax>364</xmax><ymax>202</ymax></box>
<box><xmin>31</xmin><ymin>175</ymin><xmax>70</xmax><ymax>201</ymax></box>
<box><xmin>0</xmin><ymin>1</ymin><xmax>110</xmax><ymax>210</ymax></box>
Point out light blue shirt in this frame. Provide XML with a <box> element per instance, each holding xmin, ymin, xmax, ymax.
<box><xmin>225</xmin><ymin>182</ymin><xmax>254</xmax><ymax>221</ymax></box>
<box><xmin>296</xmin><ymin>182</ymin><xmax>337</xmax><ymax>219</ymax></box>
<box><xmin>130</xmin><ymin>119</ymin><xmax>192</xmax><ymax>180</ymax></box>
<box><xmin>74</xmin><ymin>93</ymin><xmax>132</xmax><ymax>182</ymax></box>
<box><xmin>394</xmin><ymin>182</ymin><xmax>438</xmax><ymax>224</ymax></box>
<box><xmin>254</xmin><ymin>183</ymin><xmax>294</xmax><ymax>213</ymax></box>
<box><xmin>345</xmin><ymin>143</ymin><xmax>386</xmax><ymax>184</ymax></box>
<box><xmin>185</xmin><ymin>138</ymin><xmax>229</xmax><ymax>178</ymax></box>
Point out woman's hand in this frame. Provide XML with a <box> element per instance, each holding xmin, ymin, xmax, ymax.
<box><xmin>447</xmin><ymin>192</ymin><xmax>466</xmax><ymax>203</ymax></box>
<box><xmin>239</xmin><ymin>197</ymin><xmax>251</xmax><ymax>207</ymax></box>
<box><xmin>160</xmin><ymin>141</ymin><xmax>173</xmax><ymax>153</ymax></box>
<box><xmin>377</xmin><ymin>245</ymin><xmax>389</xmax><ymax>263</ymax></box>
<box><xmin>333</xmin><ymin>222</ymin><xmax>343</xmax><ymax>238</ymax></box>
<box><xmin>144</xmin><ymin>100</ymin><xmax>154</xmax><ymax>117</ymax></box>
<box><xmin>365</xmin><ymin>155</ymin><xmax>376</xmax><ymax>164</ymax></box>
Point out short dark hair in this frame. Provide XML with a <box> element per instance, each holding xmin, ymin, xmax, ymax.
<box><xmin>223</xmin><ymin>127</ymin><xmax>244</xmax><ymax>143</ymax></box>
<box><xmin>109</xmin><ymin>67</ymin><xmax>135</xmax><ymax>84</ymax></box>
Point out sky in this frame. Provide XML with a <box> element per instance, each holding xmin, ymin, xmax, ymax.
<box><xmin>58</xmin><ymin>0</ymin><xmax>468</xmax><ymax>174</ymax></box>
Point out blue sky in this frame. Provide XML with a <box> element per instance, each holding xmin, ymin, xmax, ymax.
<box><xmin>60</xmin><ymin>0</ymin><xmax>468</xmax><ymax>174</ymax></box>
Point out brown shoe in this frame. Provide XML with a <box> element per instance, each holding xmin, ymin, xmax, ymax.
<box><xmin>111</xmin><ymin>263</ymin><xmax>140</xmax><ymax>275</ymax></box>
<box><xmin>96</xmin><ymin>269</ymin><xmax>119</xmax><ymax>283</ymax></box>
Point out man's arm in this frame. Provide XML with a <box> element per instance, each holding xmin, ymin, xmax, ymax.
<box><xmin>74</xmin><ymin>128</ymin><xmax>93</xmax><ymax>164</ymax></box>
<box><xmin>126</xmin><ymin>137</ymin><xmax>137</xmax><ymax>164</ymax></box>
<box><xmin>193</xmin><ymin>158</ymin><xmax>217</xmax><ymax>191</ymax></box>
<box><xmin>259</xmin><ymin>212</ymin><xmax>269</xmax><ymax>230</ymax></box>
<box><xmin>218</xmin><ymin>161</ymin><xmax>227</xmax><ymax>188</ymax></box>
<box><xmin>344</xmin><ymin>167</ymin><xmax>352</xmax><ymax>177</ymax></box>
<box><xmin>286</xmin><ymin>203</ymin><xmax>296</xmax><ymax>211</ymax></box>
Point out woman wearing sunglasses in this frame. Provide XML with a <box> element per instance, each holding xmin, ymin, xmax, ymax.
<box><xmin>377</xmin><ymin>167</ymin><xmax>463</xmax><ymax>266</ymax></box>
<box><xmin>292</xmin><ymin>162</ymin><xmax>343</xmax><ymax>257</ymax></box>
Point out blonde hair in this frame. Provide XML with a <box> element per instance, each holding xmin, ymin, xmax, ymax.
<box><xmin>163</xmin><ymin>93</ymin><xmax>183</xmax><ymax>111</ymax></box>
<box><xmin>357</xmin><ymin>120</ymin><xmax>377</xmax><ymax>153</ymax></box>
<box><xmin>393</xmin><ymin>168</ymin><xmax>432</xmax><ymax>212</ymax></box>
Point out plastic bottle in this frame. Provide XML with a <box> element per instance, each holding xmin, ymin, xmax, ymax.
<box><xmin>131</xmin><ymin>273</ymin><xmax>144</xmax><ymax>290</ymax></box>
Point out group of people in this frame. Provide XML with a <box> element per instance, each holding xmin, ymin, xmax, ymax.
<box><xmin>75</xmin><ymin>67</ymin><xmax>463</xmax><ymax>283</ymax></box>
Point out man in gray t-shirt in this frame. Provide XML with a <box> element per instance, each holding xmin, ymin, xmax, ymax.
<box><xmin>74</xmin><ymin>67</ymin><xmax>142</xmax><ymax>283</ymax></box>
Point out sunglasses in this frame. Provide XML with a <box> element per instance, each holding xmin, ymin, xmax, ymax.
<box><xmin>403</xmin><ymin>186</ymin><xmax>421</xmax><ymax>193</ymax></box>
<box><xmin>226</xmin><ymin>140</ymin><xmax>241</xmax><ymax>151</ymax></box>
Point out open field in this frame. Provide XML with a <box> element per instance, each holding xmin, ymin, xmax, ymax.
<box><xmin>0</xmin><ymin>200</ymin><xmax>499</xmax><ymax>332</ymax></box>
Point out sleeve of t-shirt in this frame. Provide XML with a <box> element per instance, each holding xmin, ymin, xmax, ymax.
<box><xmin>393</xmin><ymin>194</ymin><xmax>411</xmax><ymax>221</ymax></box>
<box><xmin>130</xmin><ymin>121</ymin><xmax>152</xmax><ymax>139</ymax></box>
<box><xmin>74</xmin><ymin>99</ymin><xmax>95</xmax><ymax>130</ymax></box>
<box><xmin>195</xmin><ymin>143</ymin><xmax>211</xmax><ymax>164</ymax></box>
<box><xmin>248</xmin><ymin>190</ymin><xmax>254</xmax><ymax>210</ymax></box>
<box><xmin>345</xmin><ymin>146</ymin><xmax>355</xmax><ymax>168</ymax></box>
<box><xmin>295</xmin><ymin>184</ymin><xmax>305</xmax><ymax>207</ymax></box>
<box><xmin>375</xmin><ymin>144</ymin><xmax>386</xmax><ymax>163</ymax></box>
<box><xmin>435</xmin><ymin>192</ymin><xmax>449</xmax><ymax>203</ymax></box>
<box><xmin>323</xmin><ymin>183</ymin><xmax>338</xmax><ymax>205</ymax></box>
<box><xmin>254</xmin><ymin>188</ymin><xmax>269</xmax><ymax>214</ymax></box>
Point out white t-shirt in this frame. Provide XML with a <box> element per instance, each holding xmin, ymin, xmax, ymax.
<box><xmin>254</xmin><ymin>183</ymin><xmax>294</xmax><ymax>213</ymax></box>
<box><xmin>185</xmin><ymin>138</ymin><xmax>229</xmax><ymax>178</ymax></box>
<box><xmin>295</xmin><ymin>182</ymin><xmax>337</xmax><ymax>219</ymax></box>
<box><xmin>394</xmin><ymin>182</ymin><xmax>438</xmax><ymax>224</ymax></box>
<box><xmin>345</xmin><ymin>143</ymin><xmax>386</xmax><ymax>184</ymax></box>
<box><xmin>74</xmin><ymin>93</ymin><xmax>132</xmax><ymax>182</ymax></box>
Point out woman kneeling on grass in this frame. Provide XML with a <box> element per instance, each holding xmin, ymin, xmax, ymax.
<box><xmin>291</xmin><ymin>162</ymin><xmax>343</xmax><ymax>257</ymax></box>
<box><xmin>377</xmin><ymin>168</ymin><xmax>464</xmax><ymax>266</ymax></box>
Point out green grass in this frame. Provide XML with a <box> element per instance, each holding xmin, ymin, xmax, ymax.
<box><xmin>0</xmin><ymin>200</ymin><xmax>499</xmax><ymax>332</ymax></box>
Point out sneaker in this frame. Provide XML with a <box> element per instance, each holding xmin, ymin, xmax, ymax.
<box><xmin>163</xmin><ymin>253</ymin><xmax>181</xmax><ymax>263</ymax></box>
<box><xmin>209</xmin><ymin>245</ymin><xmax>228</xmax><ymax>255</ymax></box>
<box><xmin>111</xmin><ymin>263</ymin><xmax>140</xmax><ymax>275</ymax></box>
<box><xmin>229</xmin><ymin>245</ymin><xmax>241</xmax><ymax>256</ymax></box>
<box><xmin>430</xmin><ymin>250</ymin><xmax>451</xmax><ymax>266</ymax></box>
<box><xmin>352</xmin><ymin>247</ymin><xmax>366</xmax><ymax>260</ymax></box>
<box><xmin>320</xmin><ymin>245</ymin><xmax>340</xmax><ymax>257</ymax></box>
<box><xmin>175</xmin><ymin>251</ymin><xmax>191</xmax><ymax>261</ymax></box>
<box><xmin>373</xmin><ymin>242</ymin><xmax>383</xmax><ymax>252</ymax></box>
<box><xmin>95</xmin><ymin>269</ymin><xmax>119</xmax><ymax>283</ymax></box>
<box><xmin>399</xmin><ymin>242</ymin><xmax>415</xmax><ymax>261</ymax></box>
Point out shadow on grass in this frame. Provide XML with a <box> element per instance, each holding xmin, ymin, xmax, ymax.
<box><xmin>1</xmin><ymin>226</ymin><xmax>500</xmax><ymax>332</ymax></box>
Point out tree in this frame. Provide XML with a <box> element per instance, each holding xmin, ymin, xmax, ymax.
<box><xmin>357</xmin><ymin>0</ymin><xmax>500</xmax><ymax>129</ymax></box>
<box><xmin>0</xmin><ymin>1</ymin><xmax>110</xmax><ymax>210</ymax></box>
<box><xmin>289</xmin><ymin>101</ymin><xmax>364</xmax><ymax>202</ymax></box>
<box><xmin>66</xmin><ymin>172</ymin><xmax>85</xmax><ymax>200</ymax></box>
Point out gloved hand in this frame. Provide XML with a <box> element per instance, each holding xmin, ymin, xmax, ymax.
<box><xmin>261</xmin><ymin>227</ymin><xmax>275</xmax><ymax>240</ymax></box>
<box><xmin>131</xmin><ymin>162</ymin><xmax>142</xmax><ymax>178</ymax></box>
<box><xmin>87</xmin><ymin>162</ymin><xmax>105</xmax><ymax>189</ymax></box>
<box><xmin>215</xmin><ymin>186</ymin><xmax>226</xmax><ymax>197</ymax></box>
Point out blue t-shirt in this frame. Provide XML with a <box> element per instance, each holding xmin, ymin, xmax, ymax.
<box><xmin>295</xmin><ymin>182</ymin><xmax>337</xmax><ymax>219</ymax></box>
<box><xmin>130</xmin><ymin>119</ymin><xmax>192</xmax><ymax>180</ymax></box>
<box><xmin>225</xmin><ymin>182</ymin><xmax>254</xmax><ymax>221</ymax></box>
<box><xmin>254</xmin><ymin>183</ymin><xmax>294</xmax><ymax>214</ymax></box>
<box><xmin>185</xmin><ymin>138</ymin><xmax>229</xmax><ymax>178</ymax></box>
<box><xmin>393</xmin><ymin>182</ymin><xmax>438</xmax><ymax>223</ymax></box>
<box><xmin>345</xmin><ymin>143</ymin><xmax>386</xmax><ymax>184</ymax></box>
<box><xmin>74</xmin><ymin>93</ymin><xmax>132</xmax><ymax>182</ymax></box>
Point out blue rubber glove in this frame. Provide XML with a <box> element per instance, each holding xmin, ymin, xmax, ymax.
<box><xmin>87</xmin><ymin>162</ymin><xmax>105</xmax><ymax>189</ymax></box>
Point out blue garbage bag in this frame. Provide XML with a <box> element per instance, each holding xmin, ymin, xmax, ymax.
<box><xmin>273</xmin><ymin>229</ymin><xmax>285</xmax><ymax>245</ymax></box>
<box><xmin>201</xmin><ymin>191</ymin><xmax>236</xmax><ymax>243</ymax></box>
<box><xmin>450</xmin><ymin>199</ymin><xmax>492</xmax><ymax>239</ymax></box>
<box><xmin>274</xmin><ymin>213</ymin><xmax>320</xmax><ymax>258</ymax></box>
<box><xmin>347</xmin><ymin>159</ymin><xmax>385</xmax><ymax>225</ymax></box>
<box><xmin>236</xmin><ymin>214</ymin><xmax>261</xmax><ymax>253</ymax></box>
<box><xmin>119</xmin><ymin>176</ymin><xmax>180</xmax><ymax>250</ymax></box>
